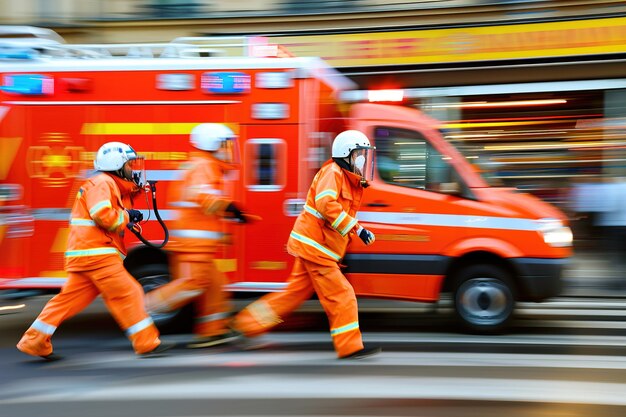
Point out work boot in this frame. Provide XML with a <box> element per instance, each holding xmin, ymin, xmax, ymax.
<box><xmin>17</xmin><ymin>329</ymin><xmax>57</xmax><ymax>360</ymax></box>
<box><xmin>139</xmin><ymin>340</ymin><xmax>177</xmax><ymax>358</ymax></box>
<box><xmin>338</xmin><ymin>346</ymin><xmax>382</xmax><ymax>360</ymax></box>
<box><xmin>187</xmin><ymin>329</ymin><xmax>242</xmax><ymax>349</ymax></box>
<box><xmin>17</xmin><ymin>345</ymin><xmax>63</xmax><ymax>362</ymax></box>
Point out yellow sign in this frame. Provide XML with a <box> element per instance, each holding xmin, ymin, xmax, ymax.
<box><xmin>250</xmin><ymin>261</ymin><xmax>288</xmax><ymax>270</ymax></box>
<box><xmin>376</xmin><ymin>234</ymin><xmax>429</xmax><ymax>242</ymax></box>
<box><xmin>81</xmin><ymin>123</ymin><xmax>240</xmax><ymax>136</ymax></box>
<box><xmin>275</xmin><ymin>17</ymin><xmax>626</xmax><ymax>67</ymax></box>
<box><xmin>27</xmin><ymin>133</ymin><xmax>86</xmax><ymax>188</ymax></box>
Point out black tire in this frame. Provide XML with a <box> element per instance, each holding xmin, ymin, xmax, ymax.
<box><xmin>129</xmin><ymin>263</ymin><xmax>193</xmax><ymax>334</ymax></box>
<box><xmin>452</xmin><ymin>264</ymin><xmax>516</xmax><ymax>334</ymax></box>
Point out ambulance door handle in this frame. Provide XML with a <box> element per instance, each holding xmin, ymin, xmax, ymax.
<box><xmin>366</xmin><ymin>201</ymin><xmax>389</xmax><ymax>207</ymax></box>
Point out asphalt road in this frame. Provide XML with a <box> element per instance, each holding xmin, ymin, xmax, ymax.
<box><xmin>1</xmin><ymin>295</ymin><xmax>625</xmax><ymax>417</ymax></box>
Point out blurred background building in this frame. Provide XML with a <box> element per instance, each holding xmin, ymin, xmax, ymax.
<box><xmin>2</xmin><ymin>0</ymin><xmax>626</xmax><ymax>249</ymax></box>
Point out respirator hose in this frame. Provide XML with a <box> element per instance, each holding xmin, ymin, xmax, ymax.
<box><xmin>130</xmin><ymin>181</ymin><xmax>169</xmax><ymax>248</ymax></box>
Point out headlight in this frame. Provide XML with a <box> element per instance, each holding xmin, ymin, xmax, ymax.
<box><xmin>537</xmin><ymin>218</ymin><xmax>573</xmax><ymax>248</ymax></box>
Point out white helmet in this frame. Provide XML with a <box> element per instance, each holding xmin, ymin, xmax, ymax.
<box><xmin>94</xmin><ymin>142</ymin><xmax>138</xmax><ymax>171</ymax></box>
<box><xmin>331</xmin><ymin>130</ymin><xmax>372</xmax><ymax>158</ymax></box>
<box><xmin>190</xmin><ymin>123</ymin><xmax>235</xmax><ymax>151</ymax></box>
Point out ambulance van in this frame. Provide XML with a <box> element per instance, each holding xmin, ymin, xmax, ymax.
<box><xmin>0</xmin><ymin>27</ymin><xmax>572</xmax><ymax>333</ymax></box>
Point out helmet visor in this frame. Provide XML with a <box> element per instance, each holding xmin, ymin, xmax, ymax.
<box><xmin>126</xmin><ymin>156</ymin><xmax>146</xmax><ymax>186</ymax></box>
<box><xmin>217</xmin><ymin>136</ymin><xmax>241</xmax><ymax>165</ymax></box>
<box><xmin>350</xmin><ymin>146</ymin><xmax>375</xmax><ymax>182</ymax></box>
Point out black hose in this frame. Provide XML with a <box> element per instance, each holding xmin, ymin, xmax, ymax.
<box><xmin>130</xmin><ymin>181</ymin><xmax>169</xmax><ymax>248</ymax></box>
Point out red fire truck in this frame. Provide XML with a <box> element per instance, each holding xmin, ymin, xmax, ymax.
<box><xmin>0</xmin><ymin>27</ymin><xmax>572</xmax><ymax>333</ymax></box>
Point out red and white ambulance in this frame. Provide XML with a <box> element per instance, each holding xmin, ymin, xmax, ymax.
<box><xmin>0</xmin><ymin>26</ymin><xmax>572</xmax><ymax>332</ymax></box>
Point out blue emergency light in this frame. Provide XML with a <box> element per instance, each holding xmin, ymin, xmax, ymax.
<box><xmin>201</xmin><ymin>72</ymin><xmax>250</xmax><ymax>94</ymax></box>
<box><xmin>1</xmin><ymin>74</ymin><xmax>54</xmax><ymax>95</ymax></box>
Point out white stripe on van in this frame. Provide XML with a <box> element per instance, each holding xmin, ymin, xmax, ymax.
<box><xmin>357</xmin><ymin>211</ymin><xmax>540</xmax><ymax>231</ymax></box>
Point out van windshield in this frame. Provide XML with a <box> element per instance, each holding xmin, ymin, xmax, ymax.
<box><xmin>374</xmin><ymin>126</ymin><xmax>464</xmax><ymax>193</ymax></box>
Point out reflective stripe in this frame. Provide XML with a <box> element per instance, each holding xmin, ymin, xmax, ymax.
<box><xmin>33</xmin><ymin>208</ymin><xmax>72</xmax><ymax>221</ymax></box>
<box><xmin>340</xmin><ymin>218</ymin><xmax>358</xmax><ymax>236</ymax></box>
<box><xmin>290</xmin><ymin>231</ymin><xmax>341</xmax><ymax>261</ymax></box>
<box><xmin>191</xmin><ymin>185</ymin><xmax>223</xmax><ymax>196</ymax></box>
<box><xmin>169</xmin><ymin>201</ymin><xmax>200</xmax><ymax>208</ymax></box>
<box><xmin>108</xmin><ymin>210</ymin><xmax>125</xmax><ymax>231</ymax></box>
<box><xmin>144</xmin><ymin>170</ymin><xmax>184</xmax><ymax>181</ymax></box>
<box><xmin>315</xmin><ymin>190</ymin><xmax>337</xmax><ymax>201</ymax></box>
<box><xmin>357</xmin><ymin>211</ymin><xmax>540</xmax><ymax>231</ymax></box>
<box><xmin>195</xmin><ymin>312</ymin><xmax>230</xmax><ymax>324</ymax></box>
<box><xmin>6</xmin><ymin>277</ymin><xmax>68</xmax><ymax>287</ymax></box>
<box><xmin>304</xmin><ymin>204</ymin><xmax>324</xmax><ymax>219</ymax></box>
<box><xmin>125</xmin><ymin>317</ymin><xmax>154</xmax><ymax>337</ymax></box>
<box><xmin>170</xmin><ymin>229</ymin><xmax>224</xmax><ymax>240</ymax></box>
<box><xmin>331</xmin><ymin>211</ymin><xmax>348</xmax><ymax>229</ymax></box>
<box><xmin>65</xmin><ymin>247</ymin><xmax>122</xmax><ymax>258</ymax></box>
<box><xmin>31</xmin><ymin>319</ymin><xmax>57</xmax><ymax>335</ymax></box>
<box><xmin>70</xmin><ymin>218</ymin><xmax>96</xmax><ymax>226</ymax></box>
<box><xmin>89</xmin><ymin>200</ymin><xmax>112</xmax><ymax>217</ymax></box>
<box><xmin>330</xmin><ymin>321</ymin><xmax>359</xmax><ymax>336</ymax></box>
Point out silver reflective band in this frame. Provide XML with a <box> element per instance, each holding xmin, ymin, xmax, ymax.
<box><xmin>169</xmin><ymin>201</ymin><xmax>200</xmax><ymax>208</ymax></box>
<box><xmin>125</xmin><ymin>317</ymin><xmax>154</xmax><ymax>337</ymax></box>
<box><xmin>304</xmin><ymin>204</ymin><xmax>324</xmax><ymax>219</ymax></box>
<box><xmin>330</xmin><ymin>321</ymin><xmax>359</xmax><ymax>336</ymax></box>
<box><xmin>70</xmin><ymin>219</ymin><xmax>97</xmax><ymax>226</ymax></box>
<box><xmin>357</xmin><ymin>211</ymin><xmax>540</xmax><ymax>231</ymax></box>
<box><xmin>170</xmin><ymin>229</ymin><xmax>224</xmax><ymax>240</ymax></box>
<box><xmin>31</xmin><ymin>319</ymin><xmax>57</xmax><ymax>335</ymax></box>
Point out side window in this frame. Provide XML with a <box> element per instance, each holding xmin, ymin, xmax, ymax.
<box><xmin>245</xmin><ymin>139</ymin><xmax>286</xmax><ymax>191</ymax></box>
<box><xmin>374</xmin><ymin>127</ymin><xmax>458</xmax><ymax>193</ymax></box>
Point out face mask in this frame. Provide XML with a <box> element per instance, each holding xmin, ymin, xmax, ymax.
<box><xmin>354</xmin><ymin>155</ymin><xmax>366</xmax><ymax>173</ymax></box>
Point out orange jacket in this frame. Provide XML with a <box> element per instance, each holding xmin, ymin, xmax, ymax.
<box><xmin>65</xmin><ymin>173</ymin><xmax>139</xmax><ymax>271</ymax></box>
<box><xmin>287</xmin><ymin>160</ymin><xmax>364</xmax><ymax>266</ymax></box>
<box><xmin>166</xmin><ymin>153</ymin><xmax>233</xmax><ymax>256</ymax></box>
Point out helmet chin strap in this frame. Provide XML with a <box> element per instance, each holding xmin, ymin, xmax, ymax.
<box><xmin>333</xmin><ymin>156</ymin><xmax>364</xmax><ymax>178</ymax></box>
<box><xmin>112</xmin><ymin>168</ymin><xmax>135</xmax><ymax>183</ymax></box>
<box><xmin>332</xmin><ymin>157</ymin><xmax>351</xmax><ymax>171</ymax></box>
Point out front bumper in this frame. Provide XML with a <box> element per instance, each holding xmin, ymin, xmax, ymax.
<box><xmin>511</xmin><ymin>257</ymin><xmax>569</xmax><ymax>301</ymax></box>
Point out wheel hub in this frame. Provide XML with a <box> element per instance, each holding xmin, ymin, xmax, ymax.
<box><xmin>457</xmin><ymin>277</ymin><xmax>512</xmax><ymax>325</ymax></box>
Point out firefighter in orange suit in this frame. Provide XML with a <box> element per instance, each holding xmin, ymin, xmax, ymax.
<box><xmin>144</xmin><ymin>123</ymin><xmax>245</xmax><ymax>348</ymax></box>
<box><xmin>17</xmin><ymin>142</ymin><xmax>173</xmax><ymax>360</ymax></box>
<box><xmin>231</xmin><ymin>130</ymin><xmax>380</xmax><ymax>359</ymax></box>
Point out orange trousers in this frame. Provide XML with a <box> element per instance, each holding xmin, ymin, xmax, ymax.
<box><xmin>17</xmin><ymin>261</ymin><xmax>160</xmax><ymax>356</ymax></box>
<box><xmin>144</xmin><ymin>253</ymin><xmax>231</xmax><ymax>337</ymax></box>
<box><xmin>231</xmin><ymin>257</ymin><xmax>364</xmax><ymax>358</ymax></box>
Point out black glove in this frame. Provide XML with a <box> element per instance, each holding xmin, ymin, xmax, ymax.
<box><xmin>225</xmin><ymin>202</ymin><xmax>247</xmax><ymax>223</ymax></box>
<box><xmin>126</xmin><ymin>209</ymin><xmax>143</xmax><ymax>223</ymax></box>
<box><xmin>357</xmin><ymin>226</ymin><xmax>375</xmax><ymax>245</ymax></box>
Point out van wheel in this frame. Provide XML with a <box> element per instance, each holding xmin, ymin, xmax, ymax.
<box><xmin>452</xmin><ymin>264</ymin><xmax>515</xmax><ymax>334</ymax></box>
<box><xmin>130</xmin><ymin>264</ymin><xmax>192</xmax><ymax>334</ymax></box>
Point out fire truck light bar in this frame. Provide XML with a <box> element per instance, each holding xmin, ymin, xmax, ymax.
<box><xmin>1</xmin><ymin>74</ymin><xmax>53</xmax><ymax>95</ymax></box>
<box><xmin>368</xmin><ymin>89</ymin><xmax>404</xmax><ymax>102</ymax></box>
<box><xmin>201</xmin><ymin>72</ymin><xmax>250</xmax><ymax>94</ymax></box>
